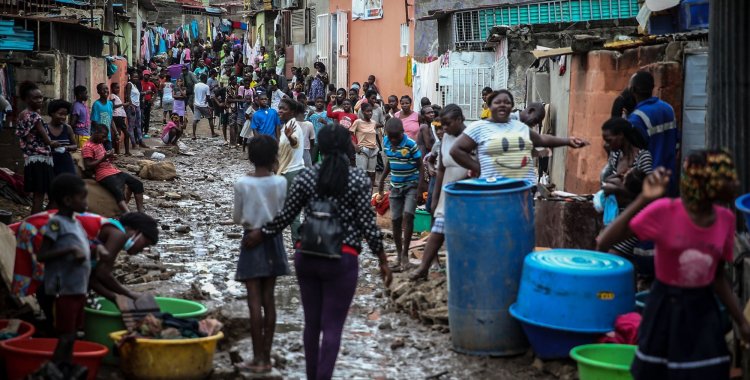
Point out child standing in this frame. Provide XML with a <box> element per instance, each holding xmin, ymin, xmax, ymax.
<box><xmin>70</xmin><ymin>85</ymin><xmax>91</xmax><ymax>147</ymax></box>
<box><xmin>38</xmin><ymin>174</ymin><xmax>102</xmax><ymax>372</ymax></box>
<box><xmin>233</xmin><ymin>135</ymin><xmax>289</xmax><ymax>373</ymax></box>
<box><xmin>90</xmin><ymin>83</ymin><xmax>114</xmax><ymax>152</ymax></box>
<box><xmin>597</xmin><ymin>151</ymin><xmax>750</xmax><ymax>379</ymax></box>
<box><xmin>350</xmin><ymin>102</ymin><xmax>379</xmax><ymax>185</ymax></box>
<box><xmin>378</xmin><ymin>118</ymin><xmax>423</xmax><ymax>272</ymax></box>
<box><xmin>47</xmin><ymin>100</ymin><xmax>78</xmax><ymax>178</ymax></box>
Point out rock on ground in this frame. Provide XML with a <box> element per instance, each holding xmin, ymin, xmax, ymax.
<box><xmin>84</xmin><ymin>179</ymin><xmax>120</xmax><ymax>218</ymax></box>
<box><xmin>138</xmin><ymin>160</ymin><xmax>177</xmax><ymax>181</ymax></box>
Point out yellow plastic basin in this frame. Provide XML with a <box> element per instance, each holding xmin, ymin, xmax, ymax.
<box><xmin>110</xmin><ymin>330</ymin><xmax>223</xmax><ymax>380</ymax></box>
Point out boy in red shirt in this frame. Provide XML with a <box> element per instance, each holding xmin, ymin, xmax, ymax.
<box><xmin>141</xmin><ymin>70</ymin><xmax>158</xmax><ymax>136</ymax></box>
<box><xmin>82</xmin><ymin>124</ymin><xmax>145</xmax><ymax>213</ymax></box>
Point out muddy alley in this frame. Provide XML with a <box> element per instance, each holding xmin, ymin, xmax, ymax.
<box><xmin>95</xmin><ymin>116</ymin><xmax>560</xmax><ymax>380</ymax></box>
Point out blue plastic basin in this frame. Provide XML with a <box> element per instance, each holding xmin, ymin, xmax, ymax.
<box><xmin>515</xmin><ymin>249</ymin><xmax>634</xmax><ymax>332</ymax></box>
<box><xmin>444</xmin><ymin>177</ymin><xmax>534</xmax><ymax>356</ymax></box>
<box><xmin>510</xmin><ymin>304</ymin><xmax>600</xmax><ymax>360</ymax></box>
<box><xmin>735</xmin><ymin>193</ymin><xmax>750</xmax><ymax>231</ymax></box>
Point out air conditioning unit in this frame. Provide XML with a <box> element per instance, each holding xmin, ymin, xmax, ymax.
<box><xmin>281</xmin><ymin>0</ymin><xmax>300</xmax><ymax>9</ymax></box>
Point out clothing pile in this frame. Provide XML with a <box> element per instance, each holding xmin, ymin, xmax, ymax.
<box><xmin>0</xmin><ymin>167</ymin><xmax>30</xmax><ymax>205</ymax></box>
<box><xmin>117</xmin><ymin>313</ymin><xmax>222</xmax><ymax>345</ymax></box>
<box><xmin>370</xmin><ymin>192</ymin><xmax>390</xmax><ymax>216</ymax></box>
<box><xmin>0</xmin><ymin>319</ymin><xmax>22</xmax><ymax>340</ymax></box>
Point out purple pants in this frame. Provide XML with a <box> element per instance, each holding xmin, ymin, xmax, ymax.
<box><xmin>295</xmin><ymin>252</ymin><xmax>358</xmax><ymax>380</ymax></box>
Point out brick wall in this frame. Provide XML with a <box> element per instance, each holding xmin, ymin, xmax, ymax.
<box><xmin>564</xmin><ymin>45</ymin><xmax>683</xmax><ymax>194</ymax></box>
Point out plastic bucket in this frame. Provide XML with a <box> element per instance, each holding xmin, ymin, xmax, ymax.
<box><xmin>110</xmin><ymin>330</ymin><xmax>223</xmax><ymax>380</ymax></box>
<box><xmin>84</xmin><ymin>297</ymin><xmax>207</xmax><ymax>364</ymax></box>
<box><xmin>413</xmin><ymin>209</ymin><xmax>432</xmax><ymax>233</ymax></box>
<box><xmin>570</xmin><ymin>343</ymin><xmax>636</xmax><ymax>380</ymax></box>
<box><xmin>0</xmin><ymin>338</ymin><xmax>108</xmax><ymax>380</ymax></box>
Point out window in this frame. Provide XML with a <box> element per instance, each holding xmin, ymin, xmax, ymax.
<box><xmin>307</xmin><ymin>5</ymin><xmax>316</xmax><ymax>43</ymax></box>
<box><xmin>399</xmin><ymin>23</ymin><xmax>409</xmax><ymax>57</ymax></box>
<box><xmin>453</xmin><ymin>10</ymin><xmax>487</xmax><ymax>51</ymax></box>
<box><xmin>291</xmin><ymin>9</ymin><xmax>305</xmax><ymax>44</ymax></box>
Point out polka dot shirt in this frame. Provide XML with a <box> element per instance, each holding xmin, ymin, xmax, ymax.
<box><xmin>261</xmin><ymin>164</ymin><xmax>384</xmax><ymax>254</ymax></box>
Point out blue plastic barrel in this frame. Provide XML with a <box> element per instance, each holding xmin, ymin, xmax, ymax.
<box><xmin>735</xmin><ymin>193</ymin><xmax>750</xmax><ymax>231</ymax></box>
<box><xmin>444</xmin><ymin>177</ymin><xmax>534</xmax><ymax>356</ymax></box>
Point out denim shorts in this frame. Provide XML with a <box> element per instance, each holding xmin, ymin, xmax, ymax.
<box><xmin>389</xmin><ymin>183</ymin><xmax>418</xmax><ymax>219</ymax></box>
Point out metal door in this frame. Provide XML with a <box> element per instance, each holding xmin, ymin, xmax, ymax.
<box><xmin>316</xmin><ymin>13</ymin><xmax>330</xmax><ymax>68</ymax></box>
<box><xmin>335</xmin><ymin>10</ymin><xmax>349</xmax><ymax>89</ymax></box>
<box><xmin>440</xmin><ymin>63</ymin><xmax>506</xmax><ymax>120</ymax></box>
<box><xmin>681</xmin><ymin>51</ymin><xmax>708</xmax><ymax>157</ymax></box>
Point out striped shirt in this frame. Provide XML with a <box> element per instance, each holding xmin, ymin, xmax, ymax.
<box><xmin>463</xmin><ymin>119</ymin><xmax>536</xmax><ymax>183</ymax></box>
<box><xmin>384</xmin><ymin>135</ymin><xmax>421</xmax><ymax>188</ymax></box>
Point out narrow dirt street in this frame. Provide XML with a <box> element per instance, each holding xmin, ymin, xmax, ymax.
<box><xmin>101</xmin><ymin>116</ymin><xmax>560</xmax><ymax>379</ymax></box>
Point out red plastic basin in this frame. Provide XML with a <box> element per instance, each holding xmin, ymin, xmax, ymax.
<box><xmin>0</xmin><ymin>338</ymin><xmax>108</xmax><ymax>380</ymax></box>
<box><xmin>0</xmin><ymin>319</ymin><xmax>35</xmax><ymax>342</ymax></box>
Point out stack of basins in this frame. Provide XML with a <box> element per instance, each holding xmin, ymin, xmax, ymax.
<box><xmin>510</xmin><ymin>249</ymin><xmax>634</xmax><ymax>359</ymax></box>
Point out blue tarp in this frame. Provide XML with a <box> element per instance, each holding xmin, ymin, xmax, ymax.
<box><xmin>0</xmin><ymin>20</ymin><xmax>34</xmax><ymax>51</ymax></box>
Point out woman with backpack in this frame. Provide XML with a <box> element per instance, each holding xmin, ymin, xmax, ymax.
<box><xmin>245</xmin><ymin>124</ymin><xmax>392</xmax><ymax>380</ymax></box>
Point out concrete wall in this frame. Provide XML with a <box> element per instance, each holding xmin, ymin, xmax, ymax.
<box><xmin>564</xmin><ymin>45</ymin><xmax>683</xmax><ymax>194</ymax></box>
<box><xmin>413</xmin><ymin>0</ymin><xmax>517</xmax><ymax>58</ymax></box>
<box><xmin>328</xmin><ymin>0</ymin><xmax>414</xmax><ymax>98</ymax></box>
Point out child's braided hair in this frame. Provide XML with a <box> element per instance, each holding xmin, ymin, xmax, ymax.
<box><xmin>680</xmin><ymin>149</ymin><xmax>738</xmax><ymax>208</ymax></box>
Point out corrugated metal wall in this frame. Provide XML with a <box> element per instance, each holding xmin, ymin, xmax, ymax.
<box><xmin>707</xmin><ymin>1</ymin><xmax>749</xmax><ymax>199</ymax></box>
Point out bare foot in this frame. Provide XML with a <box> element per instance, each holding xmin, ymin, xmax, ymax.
<box><xmin>409</xmin><ymin>268</ymin><xmax>428</xmax><ymax>281</ymax></box>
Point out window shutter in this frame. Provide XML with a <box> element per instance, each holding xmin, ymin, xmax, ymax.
<box><xmin>291</xmin><ymin>9</ymin><xmax>306</xmax><ymax>45</ymax></box>
<box><xmin>307</xmin><ymin>5</ymin><xmax>316</xmax><ymax>43</ymax></box>
<box><xmin>399</xmin><ymin>23</ymin><xmax>409</xmax><ymax>57</ymax></box>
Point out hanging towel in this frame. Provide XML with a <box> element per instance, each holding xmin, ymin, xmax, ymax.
<box><xmin>404</xmin><ymin>55</ymin><xmax>413</xmax><ymax>87</ymax></box>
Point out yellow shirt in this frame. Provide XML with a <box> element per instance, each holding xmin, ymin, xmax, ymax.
<box><xmin>480</xmin><ymin>104</ymin><xmax>490</xmax><ymax>119</ymax></box>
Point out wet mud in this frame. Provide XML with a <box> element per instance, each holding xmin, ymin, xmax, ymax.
<box><xmin>102</xmin><ymin>116</ymin><xmax>563</xmax><ymax>379</ymax></box>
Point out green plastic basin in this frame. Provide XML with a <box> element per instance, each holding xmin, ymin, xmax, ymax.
<box><xmin>413</xmin><ymin>209</ymin><xmax>432</xmax><ymax>233</ymax></box>
<box><xmin>570</xmin><ymin>344</ymin><xmax>636</xmax><ymax>380</ymax></box>
<box><xmin>84</xmin><ymin>297</ymin><xmax>207</xmax><ymax>364</ymax></box>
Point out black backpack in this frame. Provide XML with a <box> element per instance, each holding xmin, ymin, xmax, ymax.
<box><xmin>297</xmin><ymin>198</ymin><xmax>343</xmax><ymax>259</ymax></box>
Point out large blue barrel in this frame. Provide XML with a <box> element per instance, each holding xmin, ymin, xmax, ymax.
<box><xmin>444</xmin><ymin>177</ymin><xmax>534</xmax><ymax>356</ymax></box>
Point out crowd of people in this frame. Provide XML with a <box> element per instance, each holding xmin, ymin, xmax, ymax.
<box><xmin>9</xmin><ymin>34</ymin><xmax>750</xmax><ymax>378</ymax></box>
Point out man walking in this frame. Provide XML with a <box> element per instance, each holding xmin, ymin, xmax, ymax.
<box><xmin>192</xmin><ymin>74</ymin><xmax>218</xmax><ymax>139</ymax></box>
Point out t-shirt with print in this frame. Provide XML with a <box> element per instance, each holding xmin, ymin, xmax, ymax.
<box><xmin>141</xmin><ymin>80</ymin><xmax>157</xmax><ymax>102</ymax></box>
<box><xmin>81</xmin><ymin>141</ymin><xmax>120</xmax><ymax>181</ymax></box>
<box><xmin>41</xmin><ymin>214</ymin><xmax>91</xmax><ymax>296</ymax></box>
<box><xmin>630</xmin><ymin>198</ymin><xmax>735</xmax><ymax>288</ymax></box>
<box><xmin>384</xmin><ymin>135</ymin><xmax>421</xmax><ymax>188</ymax></box>
<box><xmin>350</xmin><ymin>119</ymin><xmax>378</xmax><ymax>149</ymax></box>
<box><xmin>72</xmin><ymin>101</ymin><xmax>91</xmax><ymax>136</ymax></box>
<box><xmin>464</xmin><ymin>119</ymin><xmax>535</xmax><ymax>183</ymax></box>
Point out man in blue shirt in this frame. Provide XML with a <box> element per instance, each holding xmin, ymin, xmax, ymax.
<box><xmin>628</xmin><ymin>71</ymin><xmax>679</xmax><ymax>195</ymax></box>
<box><xmin>378</xmin><ymin>118</ymin><xmax>423</xmax><ymax>272</ymax></box>
<box><xmin>251</xmin><ymin>93</ymin><xmax>281</xmax><ymax>138</ymax></box>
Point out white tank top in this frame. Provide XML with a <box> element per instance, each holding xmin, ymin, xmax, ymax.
<box><xmin>162</xmin><ymin>83</ymin><xmax>173</xmax><ymax>102</ymax></box>
<box><xmin>435</xmin><ymin>132</ymin><xmax>470</xmax><ymax>218</ymax></box>
<box><xmin>129</xmin><ymin>82</ymin><xmax>140</xmax><ymax>107</ymax></box>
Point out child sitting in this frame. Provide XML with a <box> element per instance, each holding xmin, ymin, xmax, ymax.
<box><xmin>161</xmin><ymin>112</ymin><xmax>183</xmax><ymax>145</ymax></box>
<box><xmin>232</xmin><ymin>135</ymin><xmax>290</xmax><ymax>373</ymax></box>
<box><xmin>82</xmin><ymin>123</ymin><xmax>145</xmax><ymax>213</ymax></box>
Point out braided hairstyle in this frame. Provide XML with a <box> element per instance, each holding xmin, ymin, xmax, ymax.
<box><xmin>680</xmin><ymin>149</ymin><xmax>738</xmax><ymax>209</ymax></box>
<box><xmin>316</xmin><ymin>124</ymin><xmax>353</xmax><ymax>197</ymax></box>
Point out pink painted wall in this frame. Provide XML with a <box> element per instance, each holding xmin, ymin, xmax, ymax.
<box><xmin>329</xmin><ymin>0</ymin><xmax>414</xmax><ymax>99</ymax></box>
